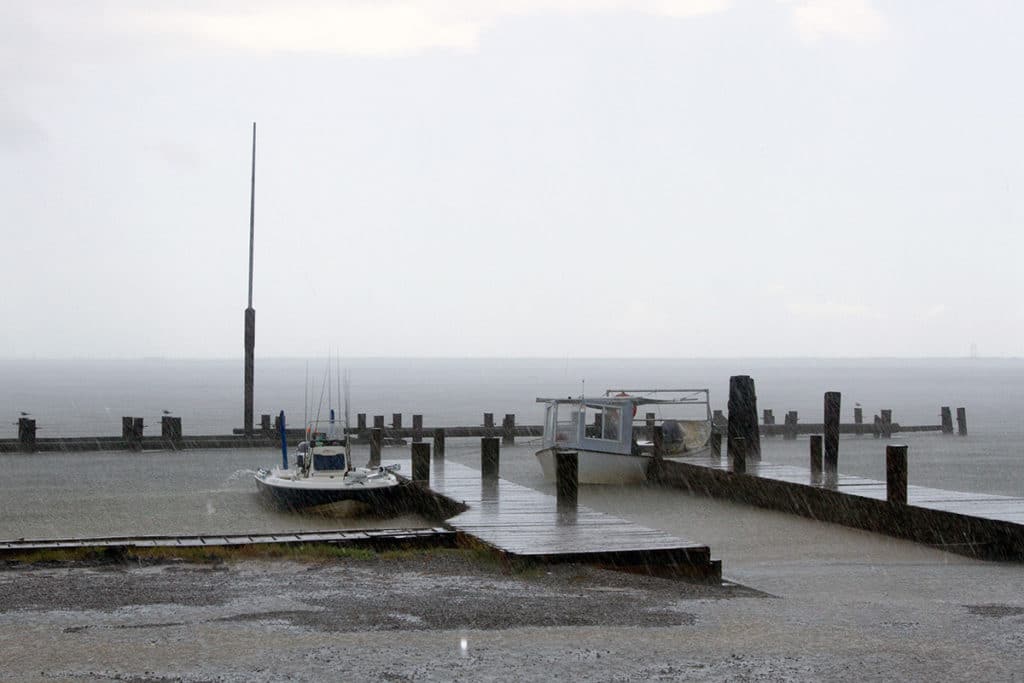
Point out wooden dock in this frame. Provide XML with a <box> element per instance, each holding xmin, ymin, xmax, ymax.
<box><xmin>0</xmin><ymin>528</ymin><xmax>455</xmax><ymax>554</ymax></box>
<box><xmin>401</xmin><ymin>456</ymin><xmax>720</xmax><ymax>579</ymax></box>
<box><xmin>655</xmin><ymin>453</ymin><xmax>1024</xmax><ymax>560</ymax></box>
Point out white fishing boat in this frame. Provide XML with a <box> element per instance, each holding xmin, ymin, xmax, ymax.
<box><xmin>535</xmin><ymin>389</ymin><xmax>712</xmax><ymax>484</ymax></box>
<box><xmin>255</xmin><ymin>419</ymin><xmax>406</xmax><ymax>512</ymax></box>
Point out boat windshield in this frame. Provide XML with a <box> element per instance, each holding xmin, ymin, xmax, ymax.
<box><xmin>313</xmin><ymin>453</ymin><xmax>346</xmax><ymax>471</ymax></box>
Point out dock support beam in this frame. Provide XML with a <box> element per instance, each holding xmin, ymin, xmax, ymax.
<box><xmin>17</xmin><ymin>418</ymin><xmax>36</xmax><ymax>453</ymax></box>
<box><xmin>502</xmin><ymin>414</ymin><xmax>515</xmax><ymax>445</ymax></box>
<box><xmin>824</xmin><ymin>391</ymin><xmax>841</xmax><ymax>477</ymax></box>
<box><xmin>886</xmin><ymin>444</ymin><xmax>908</xmax><ymax>505</ymax></box>
<box><xmin>880</xmin><ymin>409</ymin><xmax>893</xmax><ymax>438</ymax></box>
<box><xmin>555</xmin><ymin>450</ymin><xmax>578</xmax><ymax>511</ymax></box>
<box><xmin>732</xmin><ymin>436</ymin><xmax>747</xmax><ymax>474</ymax></box>
<box><xmin>411</xmin><ymin>442</ymin><xmax>430</xmax><ymax>483</ymax></box>
<box><xmin>369</xmin><ymin>428</ymin><xmax>382</xmax><ymax>467</ymax></box>
<box><xmin>412</xmin><ymin>414</ymin><xmax>423</xmax><ymax>443</ymax></box>
<box><xmin>710</xmin><ymin>431</ymin><xmax>722</xmax><ymax>457</ymax></box>
<box><xmin>809</xmin><ymin>434</ymin><xmax>823</xmax><ymax>483</ymax></box>
<box><xmin>940</xmin><ymin>406</ymin><xmax>953</xmax><ymax>435</ymax></box>
<box><xmin>481</xmin><ymin>437</ymin><xmax>500</xmax><ymax>480</ymax></box>
<box><xmin>433</xmin><ymin>428</ymin><xmax>446</xmax><ymax>458</ymax></box>
<box><xmin>727</xmin><ymin>375</ymin><xmax>760</xmax><ymax>461</ymax></box>
<box><xmin>957</xmin><ymin>407</ymin><xmax>968</xmax><ymax>436</ymax></box>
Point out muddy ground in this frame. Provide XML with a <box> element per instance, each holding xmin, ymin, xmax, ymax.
<box><xmin>2</xmin><ymin>548</ymin><xmax>1024</xmax><ymax>682</ymax></box>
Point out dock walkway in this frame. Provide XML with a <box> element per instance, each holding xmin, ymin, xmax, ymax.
<box><xmin>658</xmin><ymin>453</ymin><xmax>1024</xmax><ymax>559</ymax></box>
<box><xmin>410</xmin><ymin>457</ymin><xmax>719</xmax><ymax>578</ymax></box>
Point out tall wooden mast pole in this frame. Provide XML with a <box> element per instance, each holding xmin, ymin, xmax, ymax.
<box><xmin>244</xmin><ymin>122</ymin><xmax>256</xmax><ymax>436</ymax></box>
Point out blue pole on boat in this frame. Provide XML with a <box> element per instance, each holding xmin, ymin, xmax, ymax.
<box><xmin>330</xmin><ymin>408</ymin><xmax>335</xmax><ymax>428</ymax></box>
<box><xmin>279</xmin><ymin>410</ymin><xmax>288</xmax><ymax>470</ymax></box>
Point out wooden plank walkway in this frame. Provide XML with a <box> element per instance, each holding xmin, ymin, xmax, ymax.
<box><xmin>657</xmin><ymin>453</ymin><xmax>1024</xmax><ymax>560</ymax></box>
<box><xmin>0</xmin><ymin>528</ymin><xmax>455</xmax><ymax>554</ymax></box>
<box><xmin>398</xmin><ymin>457</ymin><xmax>720</xmax><ymax>579</ymax></box>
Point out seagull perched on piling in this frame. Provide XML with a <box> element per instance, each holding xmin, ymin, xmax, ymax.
<box><xmin>19</xmin><ymin>411</ymin><xmax>30</xmax><ymax>416</ymax></box>
<box><xmin>162</xmin><ymin>409</ymin><xmax>172</xmax><ymax>415</ymax></box>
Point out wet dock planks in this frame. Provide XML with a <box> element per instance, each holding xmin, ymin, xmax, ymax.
<box><xmin>658</xmin><ymin>453</ymin><xmax>1024</xmax><ymax>559</ymax></box>
<box><xmin>402</xmin><ymin>458</ymin><xmax>720</xmax><ymax>578</ymax></box>
<box><xmin>0</xmin><ymin>528</ymin><xmax>455</xmax><ymax>553</ymax></box>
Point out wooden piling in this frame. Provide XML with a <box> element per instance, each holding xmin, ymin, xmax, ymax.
<box><xmin>373</xmin><ymin>415</ymin><xmax>385</xmax><ymax>430</ymax></box>
<box><xmin>854</xmin><ymin>407</ymin><xmax>863</xmax><ymax>435</ymax></box>
<box><xmin>710</xmin><ymin>431</ymin><xmax>722</xmax><ymax>457</ymax></box>
<box><xmin>392</xmin><ymin>413</ymin><xmax>402</xmax><ymax>430</ymax></box>
<box><xmin>809</xmin><ymin>434</ymin><xmax>823</xmax><ymax>480</ymax></box>
<box><xmin>433</xmin><ymin>428</ymin><xmax>446</xmax><ymax>458</ymax></box>
<box><xmin>732</xmin><ymin>436</ymin><xmax>747</xmax><ymax>474</ymax></box>
<box><xmin>412</xmin><ymin>414</ymin><xmax>423</xmax><ymax>443</ymax></box>
<box><xmin>481</xmin><ymin>437</ymin><xmax>499</xmax><ymax>480</ymax></box>
<box><xmin>555</xmin><ymin>450</ymin><xmax>578</xmax><ymax>510</ymax></box>
<box><xmin>727</xmin><ymin>375</ymin><xmax>760</xmax><ymax>461</ymax></box>
<box><xmin>260</xmin><ymin>414</ymin><xmax>271</xmax><ymax>434</ymax></box>
<box><xmin>880</xmin><ymin>409</ymin><xmax>893</xmax><ymax>438</ymax></box>
<box><xmin>824</xmin><ymin>391</ymin><xmax>841</xmax><ymax>476</ymax></box>
<box><xmin>886</xmin><ymin>444</ymin><xmax>908</xmax><ymax>505</ymax></box>
<box><xmin>411</xmin><ymin>442</ymin><xmax>430</xmax><ymax>483</ymax></box>
<box><xmin>502</xmin><ymin>414</ymin><xmax>515</xmax><ymax>445</ymax></box>
<box><xmin>646</xmin><ymin>412</ymin><xmax>656</xmax><ymax>429</ymax></box>
<box><xmin>763</xmin><ymin>409</ymin><xmax>775</xmax><ymax>436</ymax></box>
<box><xmin>957</xmin><ymin>407</ymin><xmax>967</xmax><ymax>436</ymax></box>
<box><xmin>483</xmin><ymin>412</ymin><xmax>494</xmax><ymax>436</ymax></box>
<box><xmin>784</xmin><ymin>410</ymin><xmax>798</xmax><ymax>440</ymax></box>
<box><xmin>369</xmin><ymin>428</ymin><xmax>382</xmax><ymax>467</ymax></box>
<box><xmin>161</xmin><ymin>416</ymin><xmax>182</xmax><ymax>443</ymax></box>
<box><xmin>873</xmin><ymin>414</ymin><xmax>881</xmax><ymax>438</ymax></box>
<box><xmin>357</xmin><ymin>413</ymin><xmax>367</xmax><ymax>431</ymax></box>
<box><xmin>17</xmin><ymin>418</ymin><xmax>36</xmax><ymax>453</ymax></box>
<box><xmin>940</xmin><ymin>407</ymin><xmax>953</xmax><ymax>435</ymax></box>
<box><xmin>122</xmin><ymin>417</ymin><xmax>142</xmax><ymax>451</ymax></box>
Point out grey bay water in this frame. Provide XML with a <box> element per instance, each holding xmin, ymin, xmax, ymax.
<box><xmin>1</xmin><ymin>357</ymin><xmax>1021</xmax><ymax>538</ymax></box>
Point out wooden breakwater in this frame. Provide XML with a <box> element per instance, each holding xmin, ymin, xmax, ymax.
<box><xmin>3</xmin><ymin>402</ymin><xmax>964</xmax><ymax>454</ymax></box>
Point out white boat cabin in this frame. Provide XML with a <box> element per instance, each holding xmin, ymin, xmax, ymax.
<box><xmin>536</xmin><ymin>389</ymin><xmax>712</xmax><ymax>457</ymax></box>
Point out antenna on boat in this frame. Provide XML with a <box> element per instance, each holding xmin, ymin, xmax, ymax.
<box><xmin>303</xmin><ymin>361</ymin><xmax>309</xmax><ymax>436</ymax></box>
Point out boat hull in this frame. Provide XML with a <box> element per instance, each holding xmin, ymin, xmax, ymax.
<box><xmin>255</xmin><ymin>474</ymin><xmax>410</xmax><ymax>513</ymax></box>
<box><xmin>535</xmin><ymin>446</ymin><xmax>710</xmax><ymax>485</ymax></box>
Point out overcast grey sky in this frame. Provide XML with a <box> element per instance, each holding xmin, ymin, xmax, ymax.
<box><xmin>1</xmin><ymin>1</ymin><xmax>1021</xmax><ymax>358</ymax></box>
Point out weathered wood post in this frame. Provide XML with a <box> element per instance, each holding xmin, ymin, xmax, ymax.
<box><xmin>260</xmin><ymin>414</ymin><xmax>271</xmax><ymax>435</ymax></box>
<box><xmin>17</xmin><ymin>418</ymin><xmax>36</xmax><ymax>453</ymax></box>
<box><xmin>873</xmin><ymin>414</ymin><xmax>881</xmax><ymax>438</ymax></box>
<box><xmin>481</xmin><ymin>437</ymin><xmax>499</xmax><ymax>480</ymax></box>
<box><xmin>763</xmin><ymin>409</ymin><xmax>775</xmax><ymax>436</ymax></box>
<box><xmin>392</xmin><ymin>413</ymin><xmax>402</xmax><ymax>430</ymax></box>
<box><xmin>710</xmin><ymin>431</ymin><xmax>722</xmax><ymax>457</ymax></box>
<box><xmin>123</xmin><ymin>417</ymin><xmax>141</xmax><ymax>451</ymax></box>
<box><xmin>824</xmin><ymin>391</ymin><xmax>841</xmax><ymax>477</ymax></box>
<box><xmin>886</xmin><ymin>444</ymin><xmax>908</xmax><ymax>505</ymax></box>
<box><xmin>369</xmin><ymin>427</ymin><xmax>382</xmax><ymax>467</ymax></box>
<box><xmin>784</xmin><ymin>411</ymin><xmax>798</xmax><ymax>440</ymax></box>
<box><xmin>433</xmin><ymin>428</ymin><xmax>446</xmax><ymax>458</ymax></box>
<box><xmin>411</xmin><ymin>442</ymin><xmax>431</xmax><ymax>484</ymax></box>
<box><xmin>956</xmin><ymin>407</ymin><xmax>968</xmax><ymax>436</ymax></box>
<box><xmin>940</xmin><ymin>407</ymin><xmax>953</xmax><ymax>435</ymax></box>
<box><xmin>727</xmin><ymin>375</ymin><xmax>760</xmax><ymax>461</ymax></box>
<box><xmin>854</xmin><ymin>407</ymin><xmax>863</xmax><ymax>435</ymax></box>
<box><xmin>809</xmin><ymin>434</ymin><xmax>823</xmax><ymax>482</ymax></box>
<box><xmin>373</xmin><ymin>415</ymin><xmax>385</xmax><ymax>430</ymax></box>
<box><xmin>483</xmin><ymin>412</ymin><xmax>494</xmax><ymax>436</ymax></box>
<box><xmin>712</xmin><ymin>410</ymin><xmax>725</xmax><ymax>430</ymax></box>
<box><xmin>880</xmin><ymin>409</ymin><xmax>893</xmax><ymax>438</ymax></box>
<box><xmin>412</xmin><ymin>414</ymin><xmax>423</xmax><ymax>443</ymax></box>
<box><xmin>555</xmin><ymin>450</ymin><xmax>578</xmax><ymax>511</ymax></box>
<box><xmin>502</xmin><ymin>414</ymin><xmax>515</xmax><ymax>445</ymax></box>
<box><xmin>645</xmin><ymin>412</ymin><xmax>656</xmax><ymax>434</ymax></box>
<box><xmin>357</xmin><ymin>413</ymin><xmax>367</xmax><ymax>431</ymax></box>
<box><xmin>732</xmin><ymin>436</ymin><xmax>747</xmax><ymax>474</ymax></box>
<box><xmin>162</xmin><ymin>416</ymin><xmax>183</xmax><ymax>444</ymax></box>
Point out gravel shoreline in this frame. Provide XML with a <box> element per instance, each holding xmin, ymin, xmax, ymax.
<box><xmin>3</xmin><ymin>549</ymin><xmax>1024</xmax><ymax>681</ymax></box>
